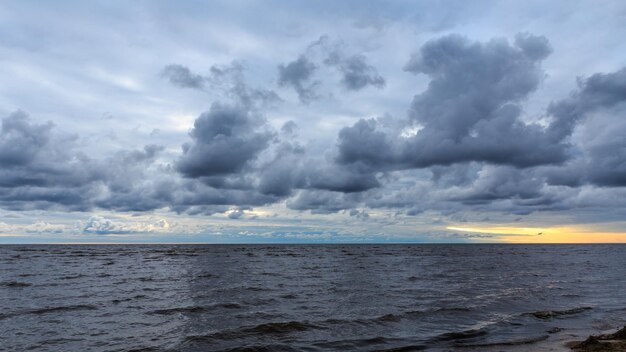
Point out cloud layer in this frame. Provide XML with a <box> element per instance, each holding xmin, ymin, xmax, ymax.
<box><xmin>1</xmin><ymin>1</ymin><xmax>625</xmax><ymax>241</ymax></box>
<box><xmin>3</xmin><ymin>34</ymin><xmax>626</xmax><ymax>219</ymax></box>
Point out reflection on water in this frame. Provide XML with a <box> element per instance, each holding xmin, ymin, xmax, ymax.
<box><xmin>1</xmin><ymin>244</ymin><xmax>626</xmax><ymax>351</ymax></box>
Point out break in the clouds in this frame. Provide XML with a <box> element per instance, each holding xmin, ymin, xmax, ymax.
<box><xmin>1</xmin><ymin>1</ymin><xmax>625</xmax><ymax>242</ymax></box>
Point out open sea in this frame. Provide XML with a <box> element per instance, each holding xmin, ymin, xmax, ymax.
<box><xmin>1</xmin><ymin>244</ymin><xmax>625</xmax><ymax>351</ymax></box>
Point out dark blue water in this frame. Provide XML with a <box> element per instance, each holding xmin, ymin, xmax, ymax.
<box><xmin>1</xmin><ymin>244</ymin><xmax>625</xmax><ymax>351</ymax></box>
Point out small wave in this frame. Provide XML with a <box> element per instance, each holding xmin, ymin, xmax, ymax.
<box><xmin>194</xmin><ymin>272</ymin><xmax>217</xmax><ymax>279</ymax></box>
<box><xmin>373</xmin><ymin>344</ymin><xmax>427</xmax><ymax>351</ymax></box>
<box><xmin>112</xmin><ymin>295</ymin><xmax>146</xmax><ymax>304</ymax></box>
<box><xmin>59</xmin><ymin>274</ymin><xmax>87</xmax><ymax>280</ymax></box>
<box><xmin>524</xmin><ymin>306</ymin><xmax>592</xmax><ymax>319</ymax></box>
<box><xmin>212</xmin><ymin>344</ymin><xmax>299</xmax><ymax>352</ymax></box>
<box><xmin>244</xmin><ymin>286</ymin><xmax>269</xmax><ymax>292</ymax></box>
<box><xmin>374</xmin><ymin>307</ymin><xmax>472</xmax><ymax>322</ymax></box>
<box><xmin>375</xmin><ymin>314</ymin><xmax>403</xmax><ymax>323</ymax></box>
<box><xmin>245</xmin><ymin>321</ymin><xmax>320</xmax><ymax>334</ymax></box>
<box><xmin>30</xmin><ymin>304</ymin><xmax>98</xmax><ymax>315</ymax></box>
<box><xmin>547</xmin><ymin>327</ymin><xmax>563</xmax><ymax>334</ymax></box>
<box><xmin>32</xmin><ymin>337</ymin><xmax>84</xmax><ymax>346</ymax></box>
<box><xmin>435</xmin><ymin>307</ymin><xmax>472</xmax><ymax>313</ymax></box>
<box><xmin>1</xmin><ymin>281</ymin><xmax>32</xmax><ymax>287</ymax></box>
<box><xmin>315</xmin><ymin>336</ymin><xmax>392</xmax><ymax>349</ymax></box>
<box><xmin>315</xmin><ymin>308</ymin><xmax>474</xmax><ymax>330</ymax></box>
<box><xmin>432</xmin><ymin>328</ymin><xmax>487</xmax><ymax>342</ymax></box>
<box><xmin>220</xmin><ymin>303</ymin><xmax>243</xmax><ymax>309</ymax></box>
<box><xmin>186</xmin><ymin>321</ymin><xmax>322</xmax><ymax>343</ymax></box>
<box><xmin>1</xmin><ymin>304</ymin><xmax>98</xmax><ymax>320</ymax></box>
<box><xmin>125</xmin><ymin>347</ymin><xmax>162</xmax><ymax>352</ymax></box>
<box><xmin>459</xmin><ymin>334</ymin><xmax>549</xmax><ymax>347</ymax></box>
<box><xmin>150</xmin><ymin>306</ymin><xmax>208</xmax><ymax>315</ymax></box>
<box><xmin>148</xmin><ymin>303</ymin><xmax>243</xmax><ymax>315</ymax></box>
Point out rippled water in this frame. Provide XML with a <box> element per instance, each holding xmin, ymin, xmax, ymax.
<box><xmin>1</xmin><ymin>244</ymin><xmax>626</xmax><ymax>351</ymax></box>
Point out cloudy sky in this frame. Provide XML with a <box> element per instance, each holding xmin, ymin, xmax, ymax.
<box><xmin>1</xmin><ymin>0</ymin><xmax>625</xmax><ymax>243</ymax></box>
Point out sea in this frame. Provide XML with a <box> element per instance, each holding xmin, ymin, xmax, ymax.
<box><xmin>1</xmin><ymin>244</ymin><xmax>625</xmax><ymax>352</ymax></box>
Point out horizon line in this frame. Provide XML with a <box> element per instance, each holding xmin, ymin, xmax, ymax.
<box><xmin>2</xmin><ymin>242</ymin><xmax>626</xmax><ymax>245</ymax></box>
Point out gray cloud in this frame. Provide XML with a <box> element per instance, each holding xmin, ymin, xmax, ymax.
<box><xmin>446</xmin><ymin>166</ymin><xmax>545</xmax><ymax>205</ymax></box>
<box><xmin>544</xmin><ymin>68</ymin><xmax>626</xmax><ymax>188</ymax></box>
<box><xmin>82</xmin><ymin>215</ymin><xmax>170</xmax><ymax>235</ymax></box>
<box><xmin>349</xmin><ymin>208</ymin><xmax>370</xmax><ymax>220</ymax></box>
<box><xmin>227</xmin><ymin>207</ymin><xmax>251</xmax><ymax>219</ymax></box>
<box><xmin>256</xmin><ymin>141</ymin><xmax>306</xmax><ymax>197</ymax></box>
<box><xmin>2</xmin><ymin>15</ymin><xmax>626</xmax><ymax>230</ymax></box>
<box><xmin>547</xmin><ymin>67</ymin><xmax>626</xmax><ymax>143</ymax></box>
<box><xmin>163</xmin><ymin>62</ymin><xmax>281</xmax><ymax>107</ymax></box>
<box><xmin>176</xmin><ymin>103</ymin><xmax>273</xmax><ymax>178</ymax></box>
<box><xmin>304</xmin><ymin>162</ymin><xmax>380</xmax><ymax>193</ymax></box>
<box><xmin>83</xmin><ymin>215</ymin><xmax>127</xmax><ymax>235</ymax></box>
<box><xmin>277</xmin><ymin>35</ymin><xmax>386</xmax><ymax>103</ymax></box>
<box><xmin>325</xmin><ymin>53</ymin><xmax>386</xmax><ymax>91</ymax></box>
<box><xmin>0</xmin><ymin>111</ymin><xmax>104</xmax><ymax>211</ymax></box>
<box><xmin>287</xmin><ymin>190</ymin><xmax>363</xmax><ymax>214</ymax></box>
<box><xmin>0</xmin><ymin>109</ymin><xmax>279</xmax><ymax>214</ymax></box>
<box><xmin>277</xmin><ymin>56</ymin><xmax>319</xmax><ymax>103</ymax></box>
<box><xmin>0</xmin><ymin>111</ymin><xmax>55</xmax><ymax>167</ymax></box>
<box><xmin>162</xmin><ymin>64</ymin><xmax>205</xmax><ymax>89</ymax></box>
<box><xmin>338</xmin><ymin>33</ymin><xmax>567</xmax><ymax>170</ymax></box>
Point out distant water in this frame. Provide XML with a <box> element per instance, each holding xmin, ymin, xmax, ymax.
<box><xmin>2</xmin><ymin>244</ymin><xmax>626</xmax><ymax>352</ymax></box>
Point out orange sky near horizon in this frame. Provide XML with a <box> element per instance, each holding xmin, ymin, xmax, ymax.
<box><xmin>446</xmin><ymin>225</ymin><xmax>626</xmax><ymax>243</ymax></box>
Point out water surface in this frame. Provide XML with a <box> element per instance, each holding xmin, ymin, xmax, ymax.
<box><xmin>2</xmin><ymin>244</ymin><xmax>625</xmax><ymax>351</ymax></box>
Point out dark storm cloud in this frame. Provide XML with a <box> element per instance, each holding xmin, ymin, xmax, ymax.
<box><xmin>338</xmin><ymin>33</ymin><xmax>567</xmax><ymax>169</ymax></box>
<box><xmin>169</xmin><ymin>180</ymin><xmax>279</xmax><ymax>211</ymax></box>
<box><xmin>430</xmin><ymin>163</ymin><xmax>480</xmax><ymax>188</ymax></box>
<box><xmin>336</xmin><ymin>118</ymin><xmax>399</xmax><ymax>168</ymax></box>
<box><xmin>0</xmin><ymin>114</ymin><xmax>103</xmax><ymax>210</ymax></box>
<box><xmin>277</xmin><ymin>55</ymin><xmax>319</xmax><ymax>103</ymax></box>
<box><xmin>585</xmin><ymin>134</ymin><xmax>626</xmax><ymax>187</ymax></box>
<box><xmin>304</xmin><ymin>162</ymin><xmax>380</xmax><ymax>193</ymax></box>
<box><xmin>0</xmin><ymin>110</ymin><xmax>279</xmax><ymax>214</ymax></box>
<box><xmin>325</xmin><ymin>53</ymin><xmax>386</xmax><ymax>91</ymax></box>
<box><xmin>0</xmin><ymin>111</ymin><xmax>58</xmax><ymax>168</ymax></box>
<box><xmin>544</xmin><ymin>67</ymin><xmax>626</xmax><ymax>187</ymax></box>
<box><xmin>546</xmin><ymin>67</ymin><xmax>626</xmax><ymax>142</ymax></box>
<box><xmin>256</xmin><ymin>141</ymin><xmax>306</xmax><ymax>197</ymax></box>
<box><xmin>255</xmin><ymin>141</ymin><xmax>380</xmax><ymax>198</ymax></box>
<box><xmin>287</xmin><ymin>190</ymin><xmax>363</xmax><ymax>214</ymax></box>
<box><xmin>0</xmin><ymin>80</ymin><xmax>386</xmax><ymax>215</ymax></box>
<box><xmin>446</xmin><ymin>166</ymin><xmax>545</xmax><ymax>205</ymax></box>
<box><xmin>89</xmin><ymin>145</ymin><xmax>171</xmax><ymax>212</ymax></box>
<box><xmin>176</xmin><ymin>103</ymin><xmax>273</xmax><ymax>178</ymax></box>
<box><xmin>0</xmin><ymin>111</ymin><xmax>105</xmax><ymax>210</ymax></box>
<box><xmin>161</xmin><ymin>64</ymin><xmax>205</xmax><ymax>89</ymax></box>
<box><xmin>3</xmin><ymin>29</ymin><xmax>626</xmax><ymax>222</ymax></box>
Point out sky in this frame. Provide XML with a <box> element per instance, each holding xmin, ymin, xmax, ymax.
<box><xmin>0</xmin><ymin>0</ymin><xmax>625</xmax><ymax>243</ymax></box>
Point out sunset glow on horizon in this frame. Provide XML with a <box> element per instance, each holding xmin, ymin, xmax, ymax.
<box><xmin>447</xmin><ymin>225</ymin><xmax>626</xmax><ymax>243</ymax></box>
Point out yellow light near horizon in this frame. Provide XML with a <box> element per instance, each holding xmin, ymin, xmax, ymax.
<box><xmin>446</xmin><ymin>225</ymin><xmax>626</xmax><ymax>243</ymax></box>
<box><xmin>0</xmin><ymin>233</ymin><xmax>26</xmax><ymax>237</ymax></box>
